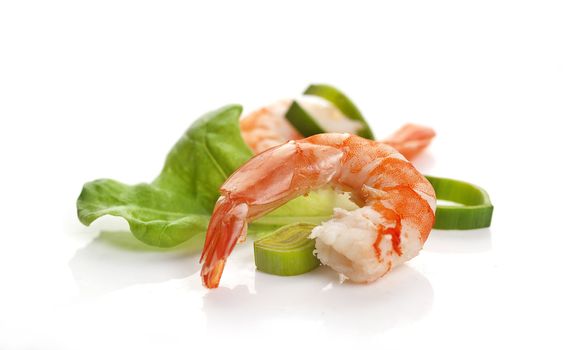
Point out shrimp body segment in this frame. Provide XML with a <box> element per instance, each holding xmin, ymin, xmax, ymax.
<box><xmin>200</xmin><ymin>134</ymin><xmax>436</xmax><ymax>288</ymax></box>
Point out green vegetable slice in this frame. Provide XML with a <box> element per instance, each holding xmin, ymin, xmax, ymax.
<box><xmin>303</xmin><ymin>84</ymin><xmax>375</xmax><ymax>140</ymax></box>
<box><xmin>426</xmin><ymin>175</ymin><xmax>494</xmax><ymax>230</ymax></box>
<box><xmin>254</xmin><ymin>223</ymin><xmax>320</xmax><ymax>276</ymax></box>
<box><xmin>285</xmin><ymin>101</ymin><xmax>326</xmax><ymax>137</ymax></box>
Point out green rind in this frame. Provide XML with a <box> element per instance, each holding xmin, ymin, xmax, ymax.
<box><xmin>254</xmin><ymin>223</ymin><xmax>320</xmax><ymax>276</ymax></box>
<box><xmin>426</xmin><ymin>175</ymin><xmax>494</xmax><ymax>230</ymax></box>
<box><xmin>304</xmin><ymin>84</ymin><xmax>375</xmax><ymax>140</ymax></box>
<box><xmin>285</xmin><ymin>101</ymin><xmax>326</xmax><ymax>137</ymax></box>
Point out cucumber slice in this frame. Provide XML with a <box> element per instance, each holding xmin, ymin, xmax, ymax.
<box><xmin>254</xmin><ymin>223</ymin><xmax>320</xmax><ymax>276</ymax></box>
<box><xmin>426</xmin><ymin>175</ymin><xmax>494</xmax><ymax>230</ymax></box>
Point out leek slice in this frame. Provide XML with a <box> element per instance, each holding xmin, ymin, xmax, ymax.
<box><xmin>303</xmin><ymin>84</ymin><xmax>375</xmax><ymax>140</ymax></box>
<box><xmin>254</xmin><ymin>223</ymin><xmax>320</xmax><ymax>276</ymax></box>
<box><xmin>426</xmin><ymin>175</ymin><xmax>494</xmax><ymax>230</ymax></box>
<box><xmin>285</xmin><ymin>84</ymin><xmax>375</xmax><ymax>139</ymax></box>
<box><xmin>285</xmin><ymin>101</ymin><xmax>325</xmax><ymax>137</ymax></box>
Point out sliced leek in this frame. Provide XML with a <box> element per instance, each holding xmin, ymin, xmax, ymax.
<box><xmin>285</xmin><ymin>101</ymin><xmax>325</xmax><ymax>137</ymax></box>
<box><xmin>426</xmin><ymin>175</ymin><xmax>493</xmax><ymax>230</ymax></box>
<box><xmin>303</xmin><ymin>84</ymin><xmax>375</xmax><ymax>140</ymax></box>
<box><xmin>285</xmin><ymin>84</ymin><xmax>375</xmax><ymax>139</ymax></box>
<box><xmin>254</xmin><ymin>223</ymin><xmax>320</xmax><ymax>276</ymax></box>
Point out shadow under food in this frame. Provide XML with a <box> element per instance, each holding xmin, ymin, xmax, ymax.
<box><xmin>424</xmin><ymin>228</ymin><xmax>492</xmax><ymax>254</ymax></box>
<box><xmin>203</xmin><ymin>264</ymin><xmax>433</xmax><ymax>335</ymax></box>
<box><xmin>69</xmin><ymin>231</ymin><xmax>204</xmax><ymax>297</ymax></box>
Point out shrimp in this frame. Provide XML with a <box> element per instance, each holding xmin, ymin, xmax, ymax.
<box><xmin>239</xmin><ymin>100</ymin><xmax>303</xmax><ymax>154</ymax></box>
<box><xmin>239</xmin><ymin>99</ymin><xmax>436</xmax><ymax>159</ymax></box>
<box><xmin>200</xmin><ymin>133</ymin><xmax>436</xmax><ymax>288</ymax></box>
<box><xmin>381</xmin><ymin>123</ymin><xmax>436</xmax><ymax>161</ymax></box>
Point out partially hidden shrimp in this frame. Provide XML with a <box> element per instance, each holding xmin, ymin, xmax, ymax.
<box><xmin>239</xmin><ymin>100</ymin><xmax>303</xmax><ymax>154</ymax></box>
<box><xmin>200</xmin><ymin>133</ymin><xmax>436</xmax><ymax>288</ymax></box>
<box><xmin>381</xmin><ymin>123</ymin><xmax>436</xmax><ymax>161</ymax></box>
<box><xmin>239</xmin><ymin>100</ymin><xmax>435</xmax><ymax>159</ymax></box>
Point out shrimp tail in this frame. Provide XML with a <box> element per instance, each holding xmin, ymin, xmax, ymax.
<box><xmin>383</xmin><ymin>124</ymin><xmax>436</xmax><ymax>160</ymax></box>
<box><xmin>200</xmin><ymin>196</ymin><xmax>249</xmax><ymax>288</ymax></box>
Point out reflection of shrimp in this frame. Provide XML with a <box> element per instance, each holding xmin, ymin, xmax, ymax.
<box><xmin>240</xmin><ymin>100</ymin><xmax>435</xmax><ymax>159</ymax></box>
<box><xmin>200</xmin><ymin>133</ymin><xmax>436</xmax><ymax>288</ymax></box>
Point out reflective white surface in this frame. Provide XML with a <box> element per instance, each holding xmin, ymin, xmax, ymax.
<box><xmin>1</xmin><ymin>1</ymin><xmax>562</xmax><ymax>349</ymax></box>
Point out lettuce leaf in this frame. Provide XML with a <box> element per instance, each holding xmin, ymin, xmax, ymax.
<box><xmin>77</xmin><ymin>105</ymin><xmax>348</xmax><ymax>247</ymax></box>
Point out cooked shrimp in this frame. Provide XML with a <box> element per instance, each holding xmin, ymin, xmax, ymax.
<box><xmin>239</xmin><ymin>99</ymin><xmax>435</xmax><ymax>159</ymax></box>
<box><xmin>200</xmin><ymin>133</ymin><xmax>436</xmax><ymax>288</ymax></box>
<box><xmin>381</xmin><ymin>123</ymin><xmax>436</xmax><ymax>161</ymax></box>
<box><xmin>239</xmin><ymin>100</ymin><xmax>303</xmax><ymax>154</ymax></box>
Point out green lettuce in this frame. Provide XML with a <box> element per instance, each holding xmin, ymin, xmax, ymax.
<box><xmin>77</xmin><ymin>105</ymin><xmax>350</xmax><ymax>248</ymax></box>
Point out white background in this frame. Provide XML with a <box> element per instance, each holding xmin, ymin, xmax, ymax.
<box><xmin>1</xmin><ymin>1</ymin><xmax>562</xmax><ymax>349</ymax></box>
